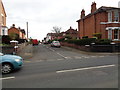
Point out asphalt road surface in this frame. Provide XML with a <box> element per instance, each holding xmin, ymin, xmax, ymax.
<box><xmin>2</xmin><ymin>44</ymin><xmax>118</xmax><ymax>88</ymax></box>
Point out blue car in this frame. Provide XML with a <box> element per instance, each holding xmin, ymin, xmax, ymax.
<box><xmin>0</xmin><ymin>52</ymin><xmax>23</xmax><ymax>74</ymax></box>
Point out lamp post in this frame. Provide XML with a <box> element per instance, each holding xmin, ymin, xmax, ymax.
<box><xmin>26</xmin><ymin>22</ymin><xmax>28</xmax><ymax>39</ymax></box>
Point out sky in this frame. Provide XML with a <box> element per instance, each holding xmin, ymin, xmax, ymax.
<box><xmin>2</xmin><ymin>0</ymin><xmax>120</xmax><ymax>41</ymax></box>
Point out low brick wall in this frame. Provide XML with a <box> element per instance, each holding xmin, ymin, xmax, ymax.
<box><xmin>60</xmin><ymin>42</ymin><xmax>91</xmax><ymax>52</ymax></box>
<box><xmin>1</xmin><ymin>46</ymin><xmax>14</xmax><ymax>54</ymax></box>
<box><xmin>61</xmin><ymin>42</ymin><xmax>120</xmax><ymax>52</ymax></box>
<box><xmin>1</xmin><ymin>43</ymin><xmax>28</xmax><ymax>55</ymax></box>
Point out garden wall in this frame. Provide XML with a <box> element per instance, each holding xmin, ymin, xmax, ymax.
<box><xmin>60</xmin><ymin>42</ymin><xmax>120</xmax><ymax>52</ymax></box>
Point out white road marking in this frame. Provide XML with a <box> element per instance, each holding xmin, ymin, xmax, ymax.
<box><xmin>0</xmin><ymin>77</ymin><xmax>15</xmax><ymax>80</ymax></box>
<box><xmin>49</xmin><ymin>48</ymin><xmax>55</xmax><ymax>52</ymax></box>
<box><xmin>99</xmin><ymin>56</ymin><xmax>105</xmax><ymax>57</ymax></box>
<box><xmin>57</xmin><ymin>53</ymin><xmax>66</xmax><ymax>59</ymax></box>
<box><xmin>91</xmin><ymin>56</ymin><xmax>97</xmax><ymax>58</ymax></box>
<box><xmin>56</xmin><ymin>64</ymin><xmax>116</xmax><ymax>73</ymax></box>
<box><xmin>57</xmin><ymin>59</ymin><xmax>64</xmax><ymax>61</ymax></box>
<box><xmin>83</xmin><ymin>56</ymin><xmax>90</xmax><ymax>59</ymax></box>
<box><xmin>74</xmin><ymin>56</ymin><xmax>82</xmax><ymax>59</ymax></box>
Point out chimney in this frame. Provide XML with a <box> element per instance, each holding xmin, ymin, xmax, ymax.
<box><xmin>12</xmin><ymin>24</ymin><xmax>15</xmax><ymax>27</ymax></box>
<box><xmin>18</xmin><ymin>27</ymin><xmax>21</xmax><ymax>30</ymax></box>
<box><xmin>70</xmin><ymin>26</ymin><xmax>72</xmax><ymax>29</ymax></box>
<box><xmin>91</xmin><ymin>2</ymin><xmax>97</xmax><ymax>13</ymax></box>
<box><xmin>81</xmin><ymin>9</ymin><xmax>85</xmax><ymax>18</ymax></box>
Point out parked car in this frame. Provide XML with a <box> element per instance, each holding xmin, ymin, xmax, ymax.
<box><xmin>32</xmin><ymin>39</ymin><xmax>39</xmax><ymax>46</ymax></box>
<box><xmin>51</xmin><ymin>41</ymin><xmax>61</xmax><ymax>48</ymax></box>
<box><xmin>0</xmin><ymin>52</ymin><xmax>23</xmax><ymax>74</ymax></box>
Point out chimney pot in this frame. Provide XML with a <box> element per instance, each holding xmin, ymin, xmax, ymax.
<box><xmin>91</xmin><ymin>2</ymin><xmax>97</xmax><ymax>13</ymax></box>
<box><xmin>81</xmin><ymin>9</ymin><xmax>85</xmax><ymax>18</ymax></box>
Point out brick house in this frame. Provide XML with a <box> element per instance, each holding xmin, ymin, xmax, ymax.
<box><xmin>65</xmin><ymin>26</ymin><xmax>78</xmax><ymax>39</ymax></box>
<box><xmin>8</xmin><ymin>24</ymin><xmax>26</xmax><ymax>39</ymax></box>
<box><xmin>77</xmin><ymin>2</ymin><xmax>120</xmax><ymax>41</ymax></box>
<box><xmin>0</xmin><ymin>0</ymin><xmax>8</xmax><ymax>36</ymax></box>
<box><xmin>46</xmin><ymin>26</ymin><xmax>78</xmax><ymax>42</ymax></box>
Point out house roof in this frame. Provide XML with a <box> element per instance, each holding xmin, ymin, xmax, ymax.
<box><xmin>77</xmin><ymin>6</ymin><xmax>120</xmax><ymax>22</ymax></box>
<box><xmin>20</xmin><ymin>29</ymin><xmax>26</xmax><ymax>34</ymax></box>
<box><xmin>1</xmin><ymin>1</ymin><xmax>7</xmax><ymax>17</ymax></box>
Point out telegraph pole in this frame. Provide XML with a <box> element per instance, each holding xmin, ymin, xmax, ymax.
<box><xmin>26</xmin><ymin>22</ymin><xmax>28</xmax><ymax>39</ymax></box>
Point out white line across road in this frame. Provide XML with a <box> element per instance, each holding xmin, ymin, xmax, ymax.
<box><xmin>56</xmin><ymin>64</ymin><xmax>116</xmax><ymax>73</ymax></box>
<box><xmin>0</xmin><ymin>76</ymin><xmax>15</xmax><ymax>80</ymax></box>
<box><xmin>57</xmin><ymin>53</ymin><xmax>67</xmax><ymax>59</ymax></box>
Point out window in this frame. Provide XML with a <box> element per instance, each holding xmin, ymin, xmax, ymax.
<box><xmin>108</xmin><ymin>12</ymin><xmax>112</xmax><ymax>22</ymax></box>
<box><xmin>2</xmin><ymin>16</ymin><xmax>4</xmax><ymax>25</ymax></box>
<box><xmin>114</xmin><ymin>29</ymin><xmax>119</xmax><ymax>40</ymax></box>
<box><xmin>108</xmin><ymin>29</ymin><xmax>112</xmax><ymax>40</ymax></box>
<box><xmin>114</xmin><ymin>11</ymin><xmax>119</xmax><ymax>22</ymax></box>
<box><xmin>2</xmin><ymin>29</ymin><xmax>5</xmax><ymax>35</ymax></box>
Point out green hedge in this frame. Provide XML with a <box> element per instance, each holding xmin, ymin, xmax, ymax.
<box><xmin>95</xmin><ymin>39</ymin><xmax>111</xmax><ymax>45</ymax></box>
<box><xmin>64</xmin><ymin>38</ymin><xmax>96</xmax><ymax>46</ymax></box>
<box><xmin>61</xmin><ymin>38</ymin><xmax>111</xmax><ymax>46</ymax></box>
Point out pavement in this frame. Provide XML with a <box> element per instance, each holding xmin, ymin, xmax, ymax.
<box><xmin>17</xmin><ymin>44</ymin><xmax>33</xmax><ymax>59</ymax></box>
<box><xmin>17</xmin><ymin>44</ymin><xmax>119</xmax><ymax>60</ymax></box>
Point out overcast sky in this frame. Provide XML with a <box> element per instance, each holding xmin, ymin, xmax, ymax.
<box><xmin>2</xmin><ymin>0</ymin><xmax>120</xmax><ymax>41</ymax></box>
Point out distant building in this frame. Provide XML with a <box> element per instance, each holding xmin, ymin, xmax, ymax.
<box><xmin>65</xmin><ymin>26</ymin><xmax>78</xmax><ymax>39</ymax></box>
<box><xmin>0</xmin><ymin>0</ymin><xmax>8</xmax><ymax>36</ymax></box>
<box><xmin>45</xmin><ymin>26</ymin><xmax>78</xmax><ymax>42</ymax></box>
<box><xmin>77</xmin><ymin>2</ymin><xmax>120</xmax><ymax>41</ymax></box>
<box><xmin>8</xmin><ymin>24</ymin><xmax>26</xmax><ymax>39</ymax></box>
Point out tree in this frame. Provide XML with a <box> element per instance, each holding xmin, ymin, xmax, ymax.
<box><xmin>9</xmin><ymin>33</ymin><xmax>19</xmax><ymax>40</ymax></box>
<box><xmin>51</xmin><ymin>26</ymin><xmax>61</xmax><ymax>34</ymax></box>
<box><xmin>51</xmin><ymin>26</ymin><xmax>62</xmax><ymax>39</ymax></box>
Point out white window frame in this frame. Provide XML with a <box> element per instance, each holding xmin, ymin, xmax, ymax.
<box><xmin>108</xmin><ymin>12</ymin><xmax>112</xmax><ymax>22</ymax></box>
<box><xmin>108</xmin><ymin>29</ymin><xmax>112</xmax><ymax>40</ymax></box>
<box><xmin>114</xmin><ymin>29</ymin><xmax>119</xmax><ymax>40</ymax></box>
<box><xmin>114</xmin><ymin>11</ymin><xmax>119</xmax><ymax>22</ymax></box>
<box><xmin>2</xmin><ymin>29</ymin><xmax>5</xmax><ymax>35</ymax></box>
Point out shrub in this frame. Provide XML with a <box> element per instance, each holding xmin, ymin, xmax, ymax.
<box><xmin>82</xmin><ymin>36</ymin><xmax>88</xmax><ymax>39</ymax></box>
<box><xmin>93</xmin><ymin>33</ymin><xmax>102</xmax><ymax>39</ymax></box>
<box><xmin>75</xmin><ymin>38</ymin><xmax>96</xmax><ymax>45</ymax></box>
<box><xmin>2</xmin><ymin>35</ymin><xmax>11</xmax><ymax>44</ymax></box>
<box><xmin>65</xmin><ymin>38</ymin><xmax>96</xmax><ymax>46</ymax></box>
<box><xmin>58</xmin><ymin>38</ymin><xmax>65</xmax><ymax>42</ymax></box>
<box><xmin>18</xmin><ymin>39</ymin><xmax>27</xmax><ymax>44</ymax></box>
<box><xmin>95</xmin><ymin>39</ymin><xmax>111</xmax><ymax>45</ymax></box>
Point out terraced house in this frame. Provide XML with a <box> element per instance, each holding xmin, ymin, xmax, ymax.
<box><xmin>0</xmin><ymin>0</ymin><xmax>8</xmax><ymax>36</ymax></box>
<box><xmin>8</xmin><ymin>24</ymin><xmax>26</xmax><ymax>39</ymax></box>
<box><xmin>77</xmin><ymin>2</ymin><xmax>120</xmax><ymax>42</ymax></box>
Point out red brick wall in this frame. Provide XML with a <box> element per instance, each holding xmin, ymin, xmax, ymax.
<box><xmin>78</xmin><ymin>10</ymin><xmax>120</xmax><ymax>39</ymax></box>
<box><xmin>8</xmin><ymin>27</ymin><xmax>19</xmax><ymax>35</ymax></box>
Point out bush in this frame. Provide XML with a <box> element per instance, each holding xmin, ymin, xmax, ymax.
<box><xmin>58</xmin><ymin>38</ymin><xmax>65</xmax><ymax>42</ymax></box>
<box><xmin>95</xmin><ymin>39</ymin><xmax>111</xmax><ymax>45</ymax></box>
<box><xmin>2</xmin><ymin>35</ymin><xmax>11</xmax><ymax>44</ymax></box>
<box><xmin>82</xmin><ymin>36</ymin><xmax>88</xmax><ymax>39</ymax></box>
<box><xmin>18</xmin><ymin>39</ymin><xmax>27</xmax><ymax>44</ymax></box>
<box><xmin>93</xmin><ymin>33</ymin><xmax>102</xmax><ymax>39</ymax></box>
<box><xmin>65</xmin><ymin>38</ymin><xmax>96</xmax><ymax>46</ymax></box>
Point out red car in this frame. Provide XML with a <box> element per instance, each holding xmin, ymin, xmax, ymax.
<box><xmin>32</xmin><ymin>39</ymin><xmax>39</xmax><ymax>46</ymax></box>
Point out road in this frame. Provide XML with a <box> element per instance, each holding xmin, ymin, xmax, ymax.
<box><xmin>2</xmin><ymin>44</ymin><xmax>118</xmax><ymax>88</ymax></box>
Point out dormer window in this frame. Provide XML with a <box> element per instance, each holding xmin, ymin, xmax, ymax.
<box><xmin>108</xmin><ymin>12</ymin><xmax>112</xmax><ymax>22</ymax></box>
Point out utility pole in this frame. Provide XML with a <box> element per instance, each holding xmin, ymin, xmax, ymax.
<box><xmin>26</xmin><ymin>22</ymin><xmax>28</xmax><ymax>39</ymax></box>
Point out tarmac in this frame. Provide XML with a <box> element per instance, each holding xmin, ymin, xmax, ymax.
<box><xmin>17</xmin><ymin>44</ymin><xmax>120</xmax><ymax>60</ymax></box>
